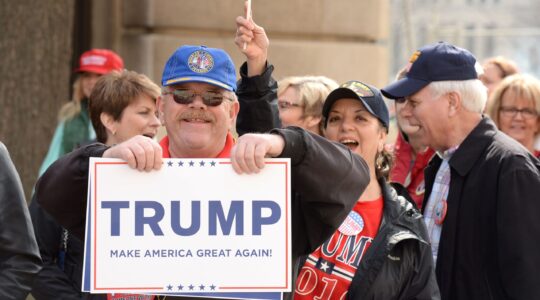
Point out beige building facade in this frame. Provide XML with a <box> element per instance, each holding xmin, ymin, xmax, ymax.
<box><xmin>92</xmin><ymin>0</ymin><xmax>390</xmax><ymax>88</ymax></box>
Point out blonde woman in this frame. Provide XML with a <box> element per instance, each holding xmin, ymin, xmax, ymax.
<box><xmin>487</xmin><ymin>73</ymin><xmax>540</xmax><ymax>157</ymax></box>
<box><xmin>277</xmin><ymin>76</ymin><xmax>338</xmax><ymax>135</ymax></box>
<box><xmin>39</xmin><ymin>49</ymin><xmax>124</xmax><ymax>175</ymax></box>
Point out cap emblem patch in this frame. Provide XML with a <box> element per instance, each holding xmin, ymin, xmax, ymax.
<box><xmin>409</xmin><ymin>50</ymin><xmax>421</xmax><ymax>63</ymax></box>
<box><xmin>342</xmin><ymin>81</ymin><xmax>374</xmax><ymax>97</ymax></box>
<box><xmin>406</xmin><ymin>50</ymin><xmax>422</xmax><ymax>72</ymax></box>
<box><xmin>81</xmin><ymin>55</ymin><xmax>107</xmax><ymax>66</ymax></box>
<box><xmin>188</xmin><ymin>50</ymin><xmax>214</xmax><ymax>74</ymax></box>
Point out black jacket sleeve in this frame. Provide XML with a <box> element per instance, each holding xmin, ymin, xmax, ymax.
<box><xmin>29</xmin><ymin>198</ymin><xmax>83</xmax><ymax>300</ymax></box>
<box><xmin>271</xmin><ymin>127</ymin><xmax>370</xmax><ymax>256</ymax></box>
<box><xmin>35</xmin><ymin>143</ymin><xmax>110</xmax><ymax>240</ymax></box>
<box><xmin>235</xmin><ymin>61</ymin><xmax>281</xmax><ymax>135</ymax></box>
<box><xmin>0</xmin><ymin>142</ymin><xmax>42</xmax><ymax>300</ymax></box>
<box><xmin>497</xmin><ymin>155</ymin><xmax>540</xmax><ymax>298</ymax></box>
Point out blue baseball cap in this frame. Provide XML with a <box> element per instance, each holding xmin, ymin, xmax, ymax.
<box><xmin>322</xmin><ymin>80</ymin><xmax>389</xmax><ymax>130</ymax></box>
<box><xmin>381</xmin><ymin>41</ymin><xmax>478</xmax><ymax>99</ymax></box>
<box><xmin>161</xmin><ymin>45</ymin><xmax>237</xmax><ymax>91</ymax></box>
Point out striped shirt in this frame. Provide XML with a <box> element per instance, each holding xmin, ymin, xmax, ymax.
<box><xmin>423</xmin><ymin>146</ymin><xmax>457</xmax><ymax>263</ymax></box>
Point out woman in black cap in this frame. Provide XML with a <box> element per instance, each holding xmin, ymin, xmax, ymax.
<box><xmin>293</xmin><ymin>81</ymin><xmax>440</xmax><ymax>300</ymax></box>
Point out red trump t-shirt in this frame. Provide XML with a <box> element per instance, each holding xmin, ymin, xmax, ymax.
<box><xmin>294</xmin><ymin>196</ymin><xmax>383</xmax><ymax>300</ymax></box>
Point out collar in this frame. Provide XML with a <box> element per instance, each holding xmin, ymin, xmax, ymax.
<box><xmin>159</xmin><ymin>132</ymin><xmax>235</xmax><ymax>158</ymax></box>
<box><xmin>447</xmin><ymin>116</ymin><xmax>498</xmax><ymax>176</ymax></box>
<box><xmin>436</xmin><ymin>145</ymin><xmax>459</xmax><ymax>161</ymax></box>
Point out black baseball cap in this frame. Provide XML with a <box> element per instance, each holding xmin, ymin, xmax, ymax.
<box><xmin>322</xmin><ymin>80</ymin><xmax>389</xmax><ymax>129</ymax></box>
<box><xmin>381</xmin><ymin>41</ymin><xmax>478</xmax><ymax>99</ymax></box>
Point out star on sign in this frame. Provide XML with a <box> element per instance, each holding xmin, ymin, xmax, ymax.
<box><xmin>189</xmin><ymin>284</ymin><xmax>195</xmax><ymax>290</ymax></box>
<box><xmin>210</xmin><ymin>161</ymin><xmax>216</xmax><ymax>167</ymax></box>
<box><xmin>210</xmin><ymin>284</ymin><xmax>216</xmax><ymax>290</ymax></box>
<box><xmin>199</xmin><ymin>284</ymin><xmax>205</xmax><ymax>290</ymax></box>
<box><xmin>166</xmin><ymin>284</ymin><xmax>173</xmax><ymax>291</ymax></box>
<box><xmin>177</xmin><ymin>284</ymin><xmax>183</xmax><ymax>291</ymax></box>
<box><xmin>320</xmin><ymin>261</ymin><xmax>330</xmax><ymax>272</ymax></box>
<box><xmin>167</xmin><ymin>161</ymin><xmax>173</xmax><ymax>167</ymax></box>
<box><xmin>199</xmin><ymin>161</ymin><xmax>205</xmax><ymax>167</ymax></box>
<box><xmin>178</xmin><ymin>161</ymin><xmax>184</xmax><ymax>167</ymax></box>
<box><xmin>189</xmin><ymin>161</ymin><xmax>195</xmax><ymax>167</ymax></box>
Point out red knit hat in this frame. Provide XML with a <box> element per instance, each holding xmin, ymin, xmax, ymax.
<box><xmin>75</xmin><ymin>49</ymin><xmax>124</xmax><ymax>74</ymax></box>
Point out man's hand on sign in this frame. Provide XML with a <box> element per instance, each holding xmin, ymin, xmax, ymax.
<box><xmin>103</xmin><ymin>135</ymin><xmax>163</xmax><ymax>172</ymax></box>
<box><xmin>230</xmin><ymin>133</ymin><xmax>285</xmax><ymax>174</ymax></box>
<box><xmin>235</xmin><ymin>3</ymin><xmax>269</xmax><ymax>77</ymax></box>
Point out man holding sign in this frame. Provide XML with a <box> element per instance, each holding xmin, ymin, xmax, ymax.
<box><xmin>36</xmin><ymin>16</ymin><xmax>370</xmax><ymax>300</ymax></box>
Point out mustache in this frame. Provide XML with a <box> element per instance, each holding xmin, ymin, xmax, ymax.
<box><xmin>178</xmin><ymin>110</ymin><xmax>214</xmax><ymax>122</ymax></box>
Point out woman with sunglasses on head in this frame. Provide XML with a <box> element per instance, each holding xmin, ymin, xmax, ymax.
<box><xmin>30</xmin><ymin>70</ymin><xmax>161</xmax><ymax>300</ymax></box>
<box><xmin>487</xmin><ymin>74</ymin><xmax>540</xmax><ymax>157</ymax></box>
<box><xmin>293</xmin><ymin>81</ymin><xmax>439</xmax><ymax>300</ymax></box>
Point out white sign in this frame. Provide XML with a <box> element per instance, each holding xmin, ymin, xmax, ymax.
<box><xmin>82</xmin><ymin>158</ymin><xmax>291</xmax><ymax>298</ymax></box>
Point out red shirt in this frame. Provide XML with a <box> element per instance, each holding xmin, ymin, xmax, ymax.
<box><xmin>294</xmin><ymin>196</ymin><xmax>383</xmax><ymax>300</ymax></box>
<box><xmin>390</xmin><ymin>134</ymin><xmax>435</xmax><ymax>209</ymax></box>
<box><xmin>159</xmin><ymin>132</ymin><xmax>235</xmax><ymax>158</ymax></box>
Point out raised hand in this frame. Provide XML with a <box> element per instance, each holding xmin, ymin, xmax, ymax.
<box><xmin>234</xmin><ymin>1</ymin><xmax>269</xmax><ymax>77</ymax></box>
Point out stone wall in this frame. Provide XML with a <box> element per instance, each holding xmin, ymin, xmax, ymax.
<box><xmin>92</xmin><ymin>0</ymin><xmax>389</xmax><ymax>87</ymax></box>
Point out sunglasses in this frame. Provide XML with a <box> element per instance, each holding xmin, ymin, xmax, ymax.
<box><xmin>165</xmin><ymin>89</ymin><xmax>233</xmax><ymax>107</ymax></box>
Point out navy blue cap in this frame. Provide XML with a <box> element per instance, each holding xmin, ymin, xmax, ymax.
<box><xmin>381</xmin><ymin>41</ymin><xmax>478</xmax><ymax>99</ymax></box>
<box><xmin>322</xmin><ymin>80</ymin><xmax>389</xmax><ymax>129</ymax></box>
<box><xmin>162</xmin><ymin>45</ymin><xmax>237</xmax><ymax>91</ymax></box>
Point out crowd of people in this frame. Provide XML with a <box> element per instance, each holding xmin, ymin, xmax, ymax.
<box><xmin>1</xmin><ymin>6</ymin><xmax>539</xmax><ymax>300</ymax></box>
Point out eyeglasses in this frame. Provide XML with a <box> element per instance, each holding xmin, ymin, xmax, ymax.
<box><xmin>278</xmin><ymin>100</ymin><xmax>304</xmax><ymax>110</ymax></box>
<box><xmin>499</xmin><ymin>106</ymin><xmax>538</xmax><ymax>120</ymax></box>
<box><xmin>165</xmin><ymin>89</ymin><xmax>233</xmax><ymax>107</ymax></box>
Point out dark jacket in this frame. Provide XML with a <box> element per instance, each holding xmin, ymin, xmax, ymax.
<box><xmin>36</xmin><ymin>127</ymin><xmax>370</xmax><ymax>300</ymax></box>
<box><xmin>29</xmin><ymin>198</ymin><xmax>103</xmax><ymax>300</ymax></box>
<box><xmin>423</xmin><ymin>117</ymin><xmax>540</xmax><ymax>300</ymax></box>
<box><xmin>236</xmin><ymin>61</ymin><xmax>281</xmax><ymax>135</ymax></box>
<box><xmin>0</xmin><ymin>142</ymin><xmax>42</xmax><ymax>300</ymax></box>
<box><xmin>346</xmin><ymin>178</ymin><xmax>439</xmax><ymax>300</ymax></box>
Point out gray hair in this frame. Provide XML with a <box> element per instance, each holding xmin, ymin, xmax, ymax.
<box><xmin>428</xmin><ymin>79</ymin><xmax>487</xmax><ymax>113</ymax></box>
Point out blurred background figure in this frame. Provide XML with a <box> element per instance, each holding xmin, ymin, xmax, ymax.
<box><xmin>277</xmin><ymin>76</ymin><xmax>338</xmax><ymax>135</ymax></box>
<box><xmin>389</xmin><ymin>67</ymin><xmax>434</xmax><ymax>209</ymax></box>
<box><xmin>0</xmin><ymin>142</ymin><xmax>42</xmax><ymax>300</ymax></box>
<box><xmin>30</xmin><ymin>70</ymin><xmax>160</xmax><ymax>300</ymax></box>
<box><xmin>38</xmin><ymin>49</ymin><xmax>124</xmax><ymax>175</ymax></box>
<box><xmin>487</xmin><ymin>73</ymin><xmax>540</xmax><ymax>157</ymax></box>
<box><xmin>480</xmin><ymin>56</ymin><xmax>519</xmax><ymax>100</ymax></box>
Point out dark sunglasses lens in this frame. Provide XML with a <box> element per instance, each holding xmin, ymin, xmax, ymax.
<box><xmin>170</xmin><ymin>90</ymin><xmax>225</xmax><ymax>106</ymax></box>
<box><xmin>171</xmin><ymin>90</ymin><xmax>193</xmax><ymax>104</ymax></box>
<box><xmin>202</xmin><ymin>93</ymin><xmax>224</xmax><ymax>106</ymax></box>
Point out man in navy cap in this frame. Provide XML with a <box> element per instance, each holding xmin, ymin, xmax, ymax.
<box><xmin>382</xmin><ymin>41</ymin><xmax>540</xmax><ymax>300</ymax></box>
<box><xmin>36</xmin><ymin>15</ymin><xmax>370</xmax><ymax>300</ymax></box>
